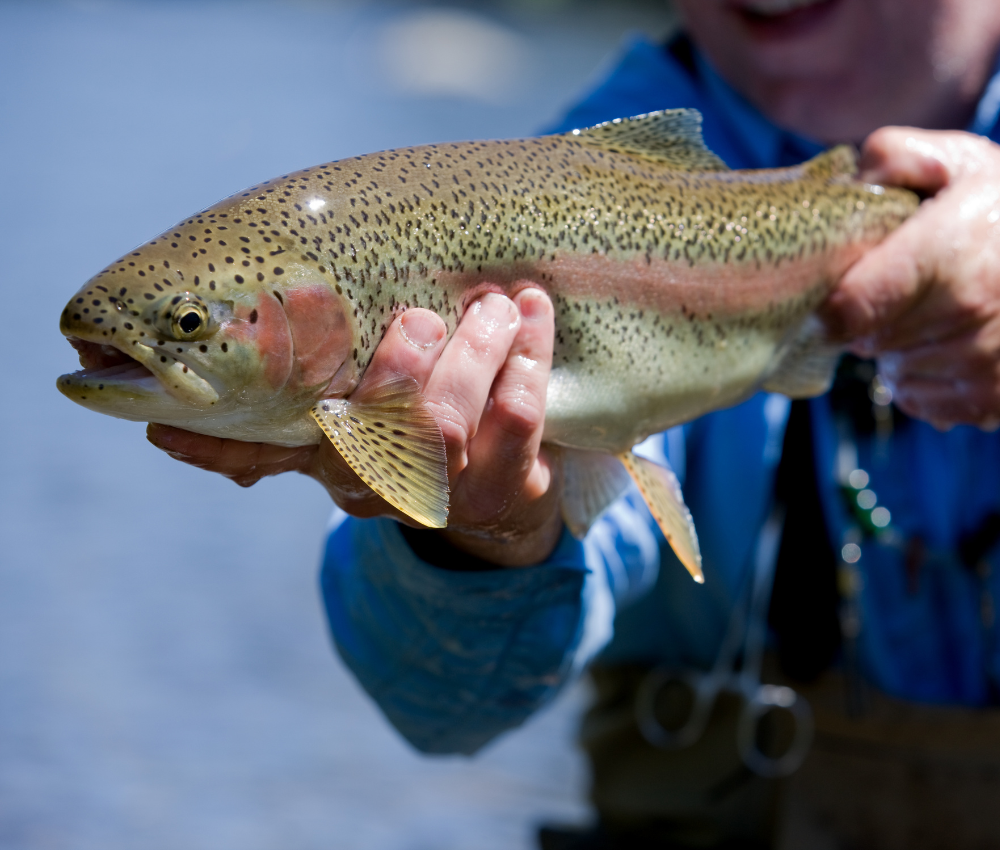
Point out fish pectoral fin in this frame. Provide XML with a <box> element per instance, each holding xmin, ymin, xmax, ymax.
<box><xmin>568</xmin><ymin>109</ymin><xmax>730</xmax><ymax>172</ymax></box>
<box><xmin>310</xmin><ymin>375</ymin><xmax>449</xmax><ymax>528</ymax></box>
<box><xmin>560</xmin><ymin>448</ymin><xmax>634</xmax><ymax>538</ymax></box>
<box><xmin>620</xmin><ymin>451</ymin><xmax>704</xmax><ymax>584</ymax></box>
<box><xmin>761</xmin><ymin>315</ymin><xmax>842</xmax><ymax>398</ymax></box>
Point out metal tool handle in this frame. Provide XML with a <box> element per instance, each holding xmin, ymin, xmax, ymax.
<box><xmin>634</xmin><ymin>668</ymin><xmax>719</xmax><ymax>750</ymax></box>
<box><xmin>736</xmin><ymin>683</ymin><xmax>814</xmax><ymax>778</ymax></box>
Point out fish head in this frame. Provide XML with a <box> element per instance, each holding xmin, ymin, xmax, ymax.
<box><xmin>57</xmin><ymin>201</ymin><xmax>359</xmax><ymax>445</ymax></box>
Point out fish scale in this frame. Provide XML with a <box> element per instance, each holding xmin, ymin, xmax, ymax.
<box><xmin>57</xmin><ymin>109</ymin><xmax>919</xmax><ymax>581</ymax></box>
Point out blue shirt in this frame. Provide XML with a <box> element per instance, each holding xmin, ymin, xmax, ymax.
<box><xmin>320</xmin><ymin>36</ymin><xmax>1000</xmax><ymax>754</ymax></box>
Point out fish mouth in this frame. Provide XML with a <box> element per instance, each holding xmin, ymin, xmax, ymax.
<box><xmin>58</xmin><ymin>336</ymin><xmax>219</xmax><ymax>409</ymax></box>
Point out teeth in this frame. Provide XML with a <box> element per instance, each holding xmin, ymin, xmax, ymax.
<box><xmin>740</xmin><ymin>0</ymin><xmax>827</xmax><ymax>15</ymax></box>
<box><xmin>78</xmin><ymin>361</ymin><xmax>153</xmax><ymax>381</ymax></box>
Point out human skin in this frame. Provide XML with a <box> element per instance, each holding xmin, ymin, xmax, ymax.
<box><xmin>151</xmin><ymin>0</ymin><xmax>1000</xmax><ymax>564</ymax></box>
<box><xmin>675</xmin><ymin>0</ymin><xmax>1000</xmax><ymax>145</ymax></box>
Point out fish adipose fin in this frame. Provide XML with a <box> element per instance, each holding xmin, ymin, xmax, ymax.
<box><xmin>802</xmin><ymin>145</ymin><xmax>858</xmax><ymax>181</ymax></box>
<box><xmin>762</xmin><ymin>315</ymin><xmax>842</xmax><ymax>398</ymax></box>
<box><xmin>569</xmin><ymin>109</ymin><xmax>730</xmax><ymax>172</ymax></box>
<box><xmin>561</xmin><ymin>448</ymin><xmax>634</xmax><ymax>538</ymax></box>
<box><xmin>619</xmin><ymin>451</ymin><xmax>704</xmax><ymax>584</ymax></box>
<box><xmin>310</xmin><ymin>375</ymin><xmax>450</xmax><ymax>528</ymax></box>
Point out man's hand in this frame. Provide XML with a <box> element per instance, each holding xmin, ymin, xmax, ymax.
<box><xmin>822</xmin><ymin>127</ymin><xmax>1000</xmax><ymax>430</ymax></box>
<box><xmin>148</xmin><ymin>288</ymin><xmax>561</xmax><ymax>567</ymax></box>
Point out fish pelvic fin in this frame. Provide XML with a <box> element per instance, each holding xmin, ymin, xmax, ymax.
<box><xmin>569</xmin><ymin>109</ymin><xmax>730</xmax><ymax>172</ymax></box>
<box><xmin>619</xmin><ymin>451</ymin><xmax>704</xmax><ymax>584</ymax></box>
<box><xmin>310</xmin><ymin>375</ymin><xmax>449</xmax><ymax>528</ymax></box>
<box><xmin>560</xmin><ymin>448</ymin><xmax>634</xmax><ymax>539</ymax></box>
<box><xmin>762</xmin><ymin>315</ymin><xmax>842</xmax><ymax>398</ymax></box>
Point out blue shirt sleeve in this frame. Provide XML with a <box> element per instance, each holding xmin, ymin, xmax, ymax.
<box><xmin>320</xmin><ymin>492</ymin><xmax>661</xmax><ymax>754</ymax></box>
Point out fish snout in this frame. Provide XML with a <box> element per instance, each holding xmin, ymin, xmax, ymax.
<box><xmin>60</xmin><ymin>287</ymin><xmax>128</xmax><ymax>342</ymax></box>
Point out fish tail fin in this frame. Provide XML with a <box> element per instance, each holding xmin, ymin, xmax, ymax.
<box><xmin>761</xmin><ymin>315</ymin><xmax>842</xmax><ymax>398</ymax></box>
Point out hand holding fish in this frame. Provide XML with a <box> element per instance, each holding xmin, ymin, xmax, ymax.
<box><xmin>823</xmin><ymin>128</ymin><xmax>1000</xmax><ymax>429</ymax></box>
<box><xmin>148</xmin><ymin>289</ymin><xmax>564</xmax><ymax>567</ymax></box>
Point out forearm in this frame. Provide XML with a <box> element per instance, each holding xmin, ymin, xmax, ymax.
<box><xmin>320</xmin><ymin>494</ymin><xmax>661</xmax><ymax>754</ymax></box>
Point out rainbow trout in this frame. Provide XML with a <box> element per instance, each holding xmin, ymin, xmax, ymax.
<box><xmin>57</xmin><ymin>110</ymin><xmax>918</xmax><ymax>580</ymax></box>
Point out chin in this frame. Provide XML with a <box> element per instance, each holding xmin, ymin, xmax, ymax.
<box><xmin>735</xmin><ymin>0</ymin><xmax>862</xmax><ymax>76</ymax></box>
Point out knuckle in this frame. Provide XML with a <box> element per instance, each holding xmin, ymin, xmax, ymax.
<box><xmin>491</xmin><ymin>390</ymin><xmax>545</xmax><ymax>441</ymax></box>
<box><xmin>435</xmin><ymin>402</ymin><xmax>474</xmax><ymax>447</ymax></box>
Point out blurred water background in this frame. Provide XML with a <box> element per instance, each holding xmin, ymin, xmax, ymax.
<box><xmin>0</xmin><ymin>1</ymin><xmax>678</xmax><ymax>848</ymax></box>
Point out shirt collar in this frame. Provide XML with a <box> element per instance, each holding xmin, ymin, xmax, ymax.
<box><xmin>971</xmin><ymin>51</ymin><xmax>1000</xmax><ymax>138</ymax></box>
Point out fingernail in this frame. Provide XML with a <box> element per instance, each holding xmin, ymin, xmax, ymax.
<box><xmin>146</xmin><ymin>424</ymin><xmax>186</xmax><ymax>453</ymax></box>
<box><xmin>478</xmin><ymin>292</ymin><xmax>518</xmax><ymax>328</ymax></box>
<box><xmin>518</xmin><ymin>287</ymin><xmax>549</xmax><ymax>320</ymax></box>
<box><xmin>399</xmin><ymin>310</ymin><xmax>445</xmax><ymax>350</ymax></box>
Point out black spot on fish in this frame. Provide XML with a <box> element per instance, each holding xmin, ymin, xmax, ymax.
<box><xmin>249</xmin><ymin>309</ymin><xmax>258</xmax><ymax>324</ymax></box>
<box><xmin>221</xmin><ymin>342</ymin><xmax>228</xmax><ymax>352</ymax></box>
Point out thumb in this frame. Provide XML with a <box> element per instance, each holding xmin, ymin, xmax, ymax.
<box><xmin>857</xmin><ymin>126</ymin><xmax>952</xmax><ymax>193</ymax></box>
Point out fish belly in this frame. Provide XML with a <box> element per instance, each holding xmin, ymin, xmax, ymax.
<box><xmin>542</xmin><ymin>310</ymin><xmax>802</xmax><ymax>452</ymax></box>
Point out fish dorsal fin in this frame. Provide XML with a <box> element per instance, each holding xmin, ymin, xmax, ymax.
<box><xmin>619</xmin><ymin>451</ymin><xmax>704</xmax><ymax>584</ymax></box>
<box><xmin>561</xmin><ymin>448</ymin><xmax>634</xmax><ymax>538</ymax></box>
<box><xmin>802</xmin><ymin>144</ymin><xmax>858</xmax><ymax>182</ymax></box>
<box><xmin>569</xmin><ymin>109</ymin><xmax>729</xmax><ymax>172</ymax></box>
<box><xmin>310</xmin><ymin>375</ymin><xmax>449</xmax><ymax>528</ymax></box>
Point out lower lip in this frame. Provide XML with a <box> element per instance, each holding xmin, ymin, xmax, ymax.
<box><xmin>735</xmin><ymin>0</ymin><xmax>841</xmax><ymax>40</ymax></box>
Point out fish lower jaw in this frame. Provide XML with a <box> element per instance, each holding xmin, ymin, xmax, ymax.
<box><xmin>57</xmin><ymin>365</ymin><xmax>173</xmax><ymax>416</ymax></box>
<box><xmin>62</xmin><ymin>334</ymin><xmax>219</xmax><ymax>408</ymax></box>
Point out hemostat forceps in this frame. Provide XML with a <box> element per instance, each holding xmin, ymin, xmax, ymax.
<box><xmin>634</xmin><ymin>508</ymin><xmax>814</xmax><ymax>778</ymax></box>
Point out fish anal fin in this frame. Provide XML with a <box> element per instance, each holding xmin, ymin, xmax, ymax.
<box><xmin>560</xmin><ymin>448</ymin><xmax>633</xmax><ymax>539</ymax></box>
<box><xmin>620</xmin><ymin>451</ymin><xmax>704</xmax><ymax>584</ymax></box>
<box><xmin>311</xmin><ymin>375</ymin><xmax>449</xmax><ymax>528</ymax></box>
<box><xmin>762</xmin><ymin>316</ymin><xmax>842</xmax><ymax>398</ymax></box>
<box><xmin>568</xmin><ymin>109</ymin><xmax>729</xmax><ymax>172</ymax></box>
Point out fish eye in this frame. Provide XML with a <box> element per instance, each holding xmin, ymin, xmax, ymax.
<box><xmin>171</xmin><ymin>301</ymin><xmax>210</xmax><ymax>339</ymax></box>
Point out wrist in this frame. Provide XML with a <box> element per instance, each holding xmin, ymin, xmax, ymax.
<box><xmin>441</xmin><ymin>510</ymin><xmax>565</xmax><ymax>568</ymax></box>
<box><xmin>401</xmin><ymin>511</ymin><xmax>564</xmax><ymax>570</ymax></box>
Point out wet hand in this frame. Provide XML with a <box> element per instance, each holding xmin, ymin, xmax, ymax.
<box><xmin>148</xmin><ymin>289</ymin><xmax>561</xmax><ymax>567</ymax></box>
<box><xmin>822</xmin><ymin>127</ymin><xmax>1000</xmax><ymax>430</ymax></box>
